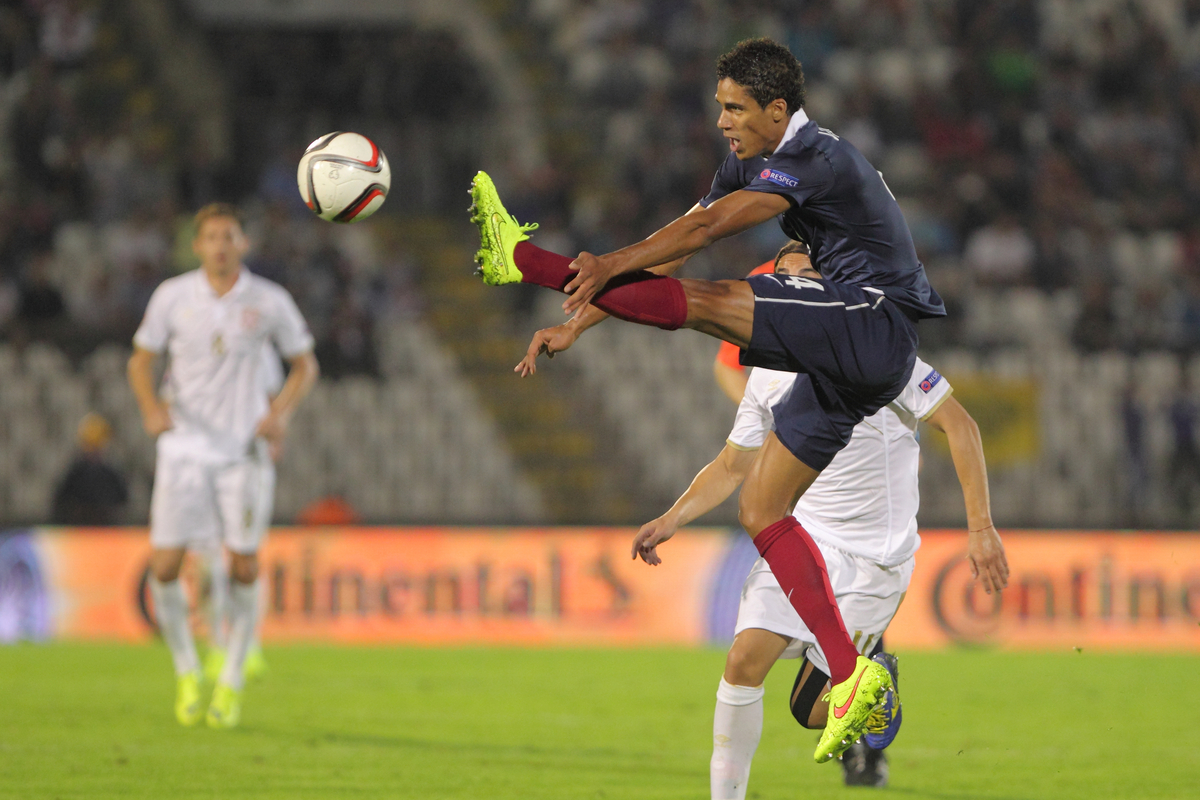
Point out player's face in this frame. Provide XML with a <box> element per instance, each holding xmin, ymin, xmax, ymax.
<box><xmin>715</xmin><ymin>78</ymin><xmax>789</xmax><ymax>160</ymax></box>
<box><xmin>193</xmin><ymin>216</ymin><xmax>249</xmax><ymax>272</ymax></box>
<box><xmin>775</xmin><ymin>252</ymin><xmax>816</xmax><ymax>277</ymax></box>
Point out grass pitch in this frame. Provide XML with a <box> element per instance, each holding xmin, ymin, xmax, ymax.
<box><xmin>0</xmin><ymin>644</ymin><xmax>1194</xmax><ymax>799</ymax></box>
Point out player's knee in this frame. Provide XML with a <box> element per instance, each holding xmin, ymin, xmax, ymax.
<box><xmin>150</xmin><ymin>550</ymin><xmax>184</xmax><ymax>583</ymax></box>
<box><xmin>723</xmin><ymin>646</ymin><xmax>769</xmax><ymax>687</ymax></box>
<box><xmin>737</xmin><ymin>498</ymin><xmax>776</xmax><ymax>538</ymax></box>
<box><xmin>229</xmin><ymin>553</ymin><xmax>259</xmax><ymax>584</ymax></box>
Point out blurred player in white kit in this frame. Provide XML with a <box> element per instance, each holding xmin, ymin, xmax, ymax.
<box><xmin>631</xmin><ymin>244</ymin><xmax>1008</xmax><ymax>795</ymax></box>
<box><xmin>127</xmin><ymin>204</ymin><xmax>318</xmax><ymax>728</ymax></box>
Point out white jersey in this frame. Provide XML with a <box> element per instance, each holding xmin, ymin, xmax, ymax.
<box><xmin>727</xmin><ymin>357</ymin><xmax>952</xmax><ymax>566</ymax></box>
<box><xmin>134</xmin><ymin>269</ymin><xmax>313</xmax><ymax>463</ymax></box>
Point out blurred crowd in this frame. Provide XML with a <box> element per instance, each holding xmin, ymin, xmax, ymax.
<box><xmin>0</xmin><ymin>3</ymin><xmax>448</xmax><ymax>376</ymax></box>
<box><xmin>508</xmin><ymin>0</ymin><xmax>1200</xmax><ymax>353</ymax></box>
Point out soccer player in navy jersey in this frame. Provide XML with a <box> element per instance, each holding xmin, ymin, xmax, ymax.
<box><xmin>469</xmin><ymin>38</ymin><xmax>976</xmax><ymax>762</ymax></box>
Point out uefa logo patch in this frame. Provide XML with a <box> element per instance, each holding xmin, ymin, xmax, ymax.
<box><xmin>758</xmin><ymin>168</ymin><xmax>799</xmax><ymax>188</ymax></box>
<box><xmin>919</xmin><ymin>369</ymin><xmax>942</xmax><ymax>393</ymax></box>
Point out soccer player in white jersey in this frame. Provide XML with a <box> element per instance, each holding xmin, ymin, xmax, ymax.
<box><xmin>127</xmin><ymin>204</ymin><xmax>318</xmax><ymax>728</ymax></box>
<box><xmin>630</xmin><ymin>247</ymin><xmax>1008</xmax><ymax>797</ymax></box>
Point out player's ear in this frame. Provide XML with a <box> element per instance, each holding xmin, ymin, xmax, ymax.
<box><xmin>771</xmin><ymin>98</ymin><xmax>788</xmax><ymax>122</ymax></box>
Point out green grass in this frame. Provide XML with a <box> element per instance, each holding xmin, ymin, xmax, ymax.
<box><xmin>0</xmin><ymin>644</ymin><xmax>1194</xmax><ymax>799</ymax></box>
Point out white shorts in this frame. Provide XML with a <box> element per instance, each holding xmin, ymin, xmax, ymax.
<box><xmin>733</xmin><ymin>540</ymin><xmax>914</xmax><ymax>676</ymax></box>
<box><xmin>149</xmin><ymin>442</ymin><xmax>275</xmax><ymax>555</ymax></box>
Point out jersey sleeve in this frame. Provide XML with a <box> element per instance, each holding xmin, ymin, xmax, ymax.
<box><xmin>700</xmin><ymin>154</ymin><xmax>748</xmax><ymax>208</ymax></box>
<box><xmin>893</xmin><ymin>356</ymin><xmax>953</xmax><ymax>420</ymax></box>
<box><xmin>740</xmin><ymin>149</ymin><xmax>832</xmax><ymax>209</ymax></box>
<box><xmin>727</xmin><ymin>370</ymin><xmax>773</xmax><ymax>450</ymax></box>
<box><xmin>132</xmin><ymin>283</ymin><xmax>172</xmax><ymax>353</ymax></box>
<box><xmin>268</xmin><ymin>288</ymin><xmax>315</xmax><ymax>359</ymax></box>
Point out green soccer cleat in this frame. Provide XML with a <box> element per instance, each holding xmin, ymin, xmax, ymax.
<box><xmin>814</xmin><ymin>655</ymin><xmax>894</xmax><ymax>764</ymax></box>
<box><xmin>206</xmin><ymin>683</ymin><xmax>242</xmax><ymax>729</ymax></box>
<box><xmin>468</xmin><ymin>170</ymin><xmax>538</xmax><ymax>286</ymax></box>
<box><xmin>243</xmin><ymin>646</ymin><xmax>268</xmax><ymax>682</ymax></box>
<box><xmin>203</xmin><ymin>647</ymin><xmax>226</xmax><ymax>683</ymax></box>
<box><xmin>174</xmin><ymin>672</ymin><xmax>204</xmax><ymax>727</ymax></box>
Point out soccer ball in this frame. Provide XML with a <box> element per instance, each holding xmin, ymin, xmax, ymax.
<box><xmin>297</xmin><ymin>132</ymin><xmax>391</xmax><ymax>223</ymax></box>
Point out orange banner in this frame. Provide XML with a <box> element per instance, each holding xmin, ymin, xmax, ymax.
<box><xmin>2</xmin><ymin>528</ymin><xmax>1198</xmax><ymax>651</ymax></box>
<box><xmin>886</xmin><ymin>531</ymin><xmax>1200</xmax><ymax>651</ymax></box>
<box><xmin>4</xmin><ymin>527</ymin><xmax>731</xmax><ymax>645</ymax></box>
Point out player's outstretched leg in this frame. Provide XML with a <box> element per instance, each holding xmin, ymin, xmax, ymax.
<box><xmin>469</xmin><ymin>171</ymin><xmax>691</xmax><ymax>330</ymax></box>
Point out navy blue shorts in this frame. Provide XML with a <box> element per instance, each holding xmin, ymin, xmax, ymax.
<box><xmin>739</xmin><ymin>274</ymin><xmax>918</xmax><ymax>471</ymax></box>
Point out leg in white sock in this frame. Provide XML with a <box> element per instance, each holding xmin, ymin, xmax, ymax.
<box><xmin>150</xmin><ymin>577</ymin><xmax>200</xmax><ymax>677</ymax></box>
<box><xmin>219</xmin><ymin>577</ymin><xmax>258</xmax><ymax>690</ymax></box>
<box><xmin>712</xmin><ymin>678</ymin><xmax>764</xmax><ymax>800</ymax></box>
<box><xmin>201</xmin><ymin>542</ymin><xmax>230</xmax><ymax>650</ymax></box>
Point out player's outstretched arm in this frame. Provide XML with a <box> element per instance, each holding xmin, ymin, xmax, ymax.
<box><xmin>563</xmin><ymin>192</ymin><xmax>790</xmax><ymax>315</ymax></box>
<box><xmin>632</xmin><ymin>443</ymin><xmax>757</xmax><ymax>565</ymax></box>
<box><xmin>256</xmin><ymin>351</ymin><xmax>319</xmax><ymax>460</ymax></box>
<box><xmin>926</xmin><ymin>396</ymin><xmax>1010</xmax><ymax>594</ymax></box>
<box><xmin>127</xmin><ymin>346</ymin><xmax>172</xmax><ymax>437</ymax></box>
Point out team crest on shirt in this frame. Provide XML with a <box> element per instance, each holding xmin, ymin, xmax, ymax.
<box><xmin>759</xmin><ymin>168</ymin><xmax>799</xmax><ymax>188</ymax></box>
<box><xmin>241</xmin><ymin>307</ymin><xmax>261</xmax><ymax>331</ymax></box>
<box><xmin>919</xmin><ymin>369</ymin><xmax>942</xmax><ymax>393</ymax></box>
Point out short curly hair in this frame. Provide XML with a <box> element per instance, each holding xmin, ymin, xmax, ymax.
<box><xmin>716</xmin><ymin>38</ymin><xmax>806</xmax><ymax>114</ymax></box>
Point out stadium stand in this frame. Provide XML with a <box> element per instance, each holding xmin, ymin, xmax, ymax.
<box><xmin>5</xmin><ymin>0</ymin><xmax>1200</xmax><ymax>528</ymax></box>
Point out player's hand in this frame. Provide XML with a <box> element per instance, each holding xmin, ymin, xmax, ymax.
<box><xmin>967</xmin><ymin>524</ymin><xmax>1009</xmax><ymax>594</ymax></box>
<box><xmin>631</xmin><ymin>516</ymin><xmax>679</xmax><ymax>566</ymax></box>
<box><xmin>256</xmin><ymin>411</ymin><xmax>289</xmax><ymax>461</ymax></box>
<box><xmin>563</xmin><ymin>252</ymin><xmax>614</xmax><ymax>316</ymax></box>
<box><xmin>515</xmin><ymin>324</ymin><xmax>580</xmax><ymax>377</ymax></box>
<box><xmin>141</xmin><ymin>402</ymin><xmax>173</xmax><ymax>437</ymax></box>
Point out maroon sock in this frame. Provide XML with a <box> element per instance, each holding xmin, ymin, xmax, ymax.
<box><xmin>752</xmin><ymin>517</ymin><xmax>860</xmax><ymax>685</ymax></box>
<box><xmin>513</xmin><ymin>241</ymin><xmax>687</xmax><ymax>330</ymax></box>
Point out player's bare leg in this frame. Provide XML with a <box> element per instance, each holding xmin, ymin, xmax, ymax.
<box><xmin>712</xmin><ymin>628</ymin><xmax>789</xmax><ymax>800</ymax></box>
<box><xmin>149</xmin><ymin>547</ymin><xmax>203</xmax><ymax>726</ymax></box>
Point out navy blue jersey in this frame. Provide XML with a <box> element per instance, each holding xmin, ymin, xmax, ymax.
<box><xmin>701</xmin><ymin>113</ymin><xmax>945</xmax><ymax>319</ymax></box>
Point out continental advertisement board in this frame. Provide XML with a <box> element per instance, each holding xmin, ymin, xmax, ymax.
<box><xmin>1</xmin><ymin>527</ymin><xmax>1198</xmax><ymax>651</ymax></box>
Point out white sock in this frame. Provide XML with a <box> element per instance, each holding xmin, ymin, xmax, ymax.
<box><xmin>150</xmin><ymin>578</ymin><xmax>199</xmax><ymax>677</ymax></box>
<box><xmin>711</xmin><ymin>678</ymin><xmax>764</xmax><ymax>800</ymax></box>
<box><xmin>219</xmin><ymin>578</ymin><xmax>259</xmax><ymax>690</ymax></box>
<box><xmin>205</xmin><ymin>549</ymin><xmax>229</xmax><ymax>650</ymax></box>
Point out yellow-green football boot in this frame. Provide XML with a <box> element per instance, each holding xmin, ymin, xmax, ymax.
<box><xmin>174</xmin><ymin>672</ymin><xmax>204</xmax><ymax>727</ymax></box>
<box><xmin>206</xmin><ymin>683</ymin><xmax>242</xmax><ymax>729</ymax></box>
<box><xmin>468</xmin><ymin>171</ymin><xmax>538</xmax><ymax>285</ymax></box>
<box><xmin>814</xmin><ymin>655</ymin><xmax>894</xmax><ymax>763</ymax></box>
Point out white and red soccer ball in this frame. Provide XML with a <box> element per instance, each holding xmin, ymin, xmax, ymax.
<box><xmin>297</xmin><ymin>132</ymin><xmax>391</xmax><ymax>223</ymax></box>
